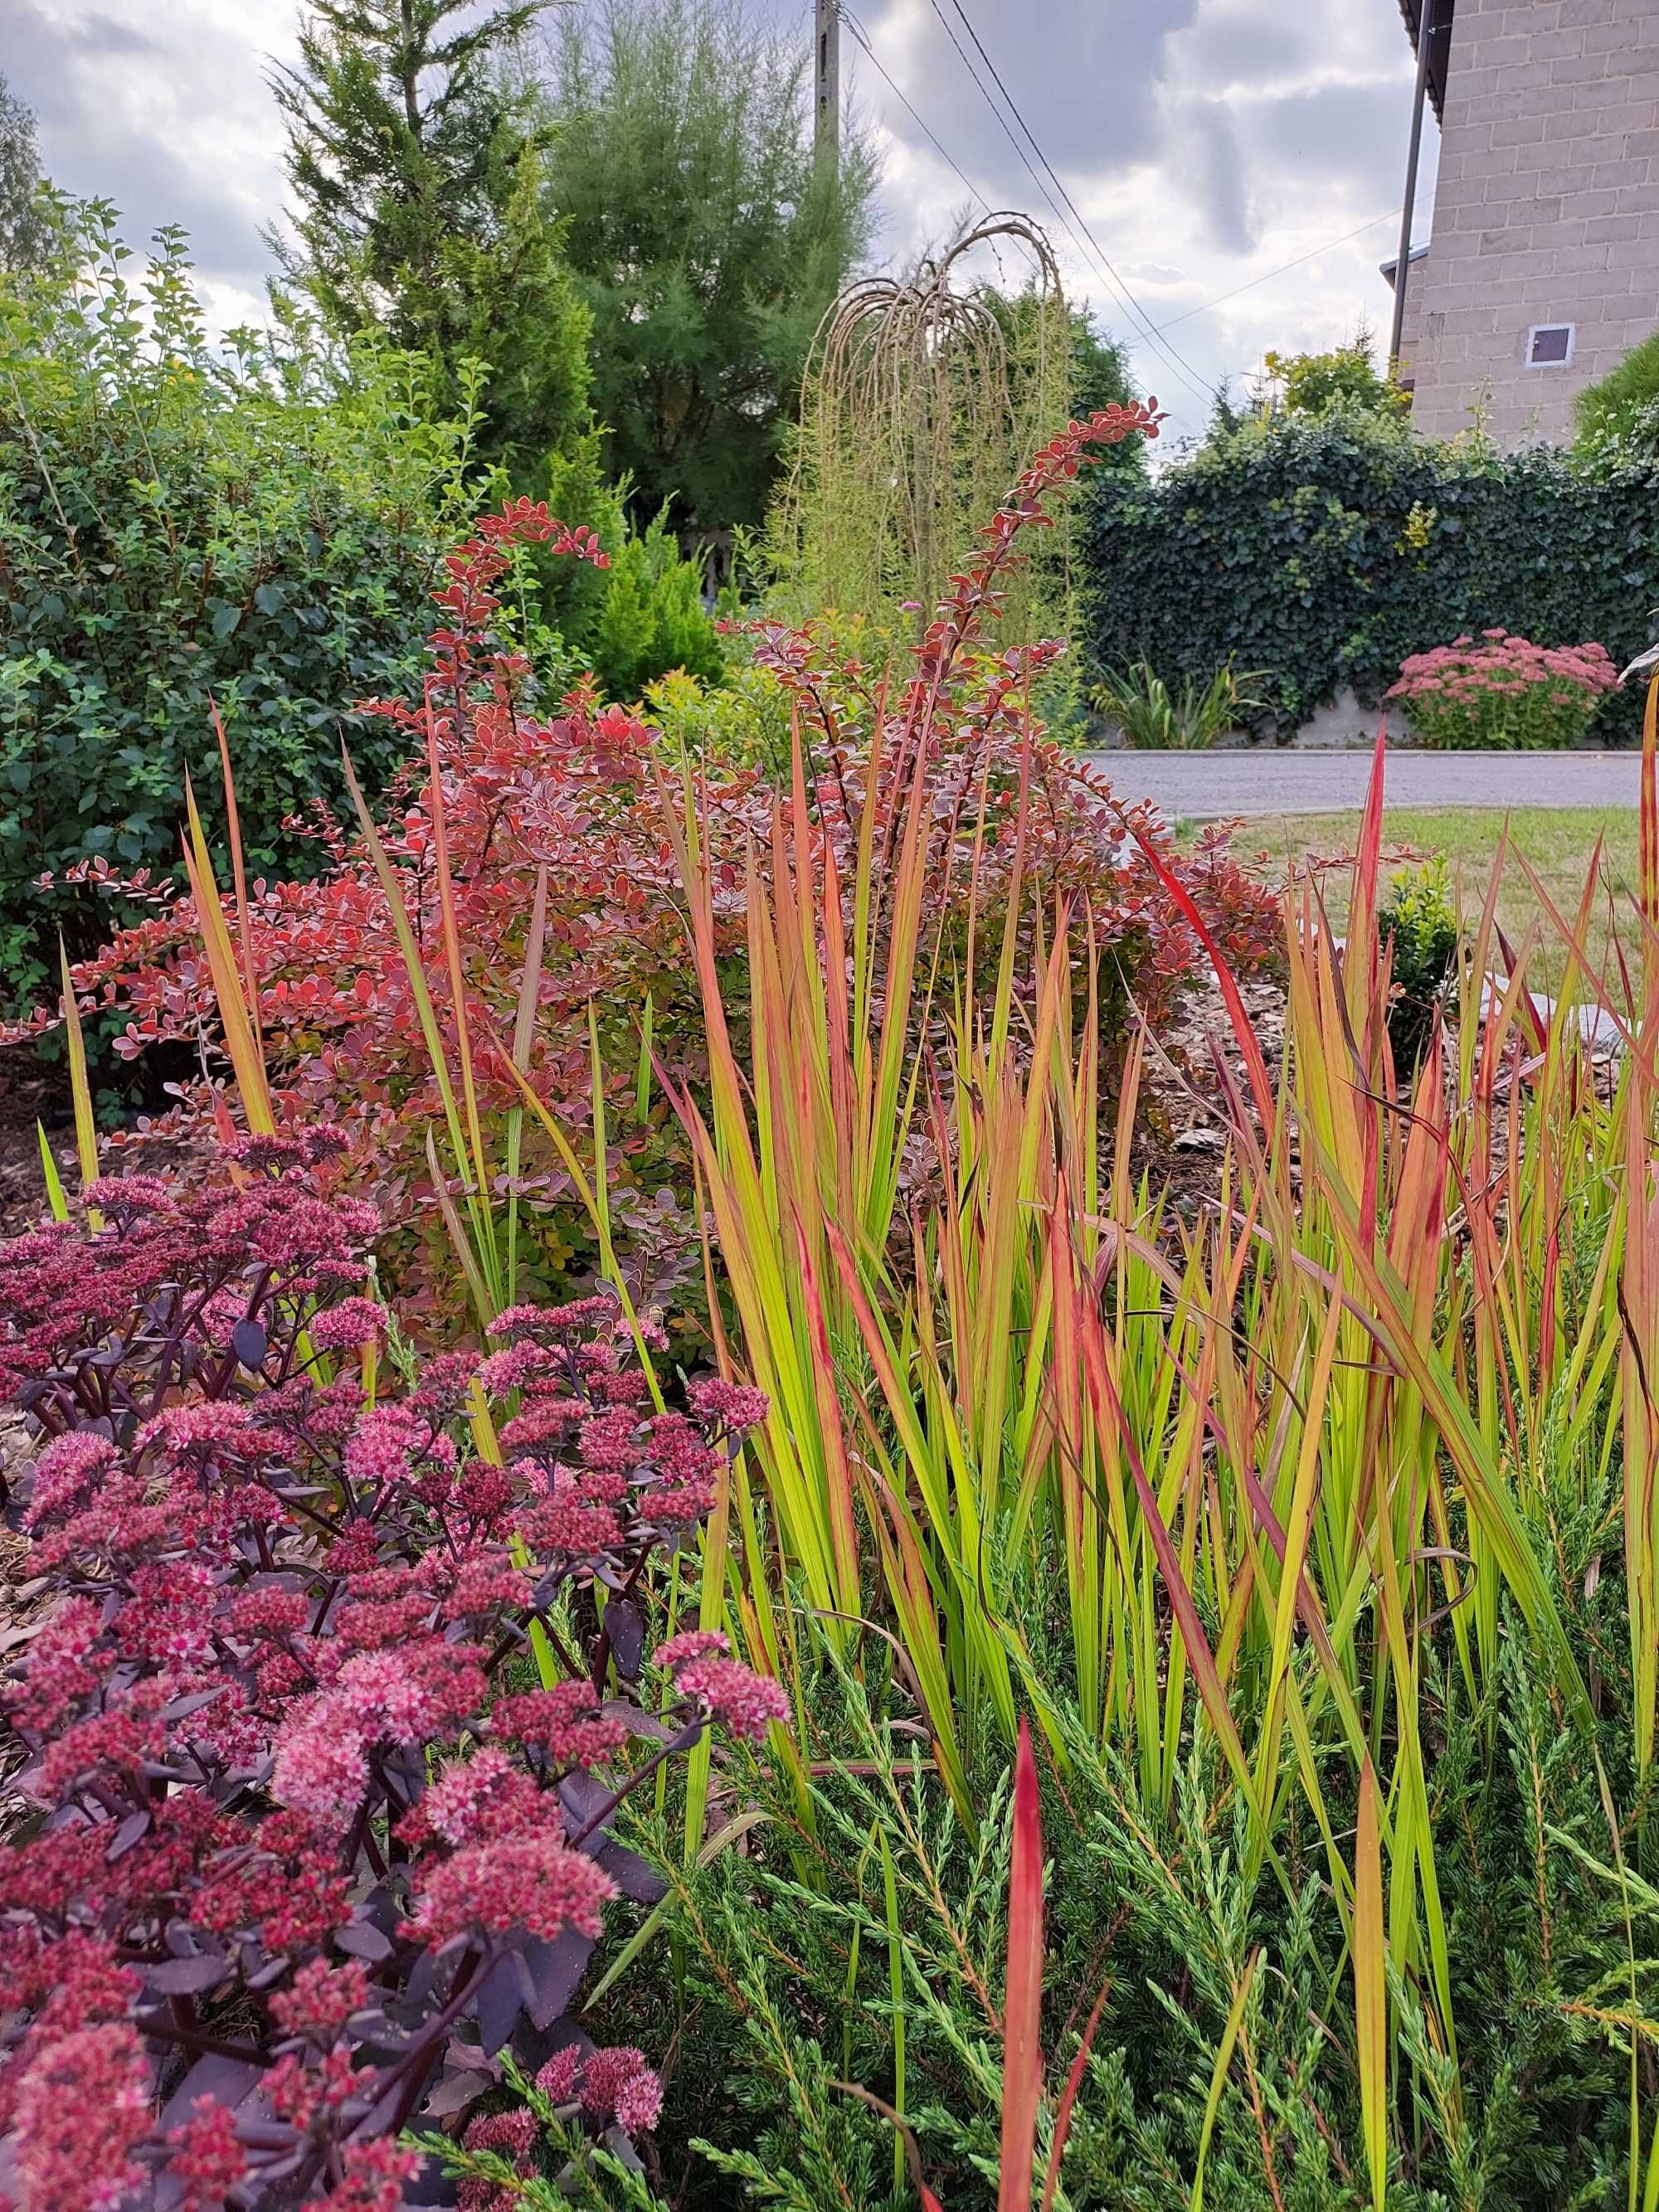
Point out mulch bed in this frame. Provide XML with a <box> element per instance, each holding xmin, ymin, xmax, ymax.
<box><xmin>1130</xmin><ymin>975</ymin><xmax>1287</xmax><ymax>1216</ymax></box>
<box><xmin>0</xmin><ymin>1044</ymin><xmax>208</xmax><ymax>1238</ymax></box>
<box><xmin>0</xmin><ymin>1053</ymin><xmax>66</xmax><ymax>1239</ymax></box>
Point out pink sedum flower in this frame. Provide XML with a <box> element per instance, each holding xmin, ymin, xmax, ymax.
<box><xmin>166</xmin><ymin>2095</ymin><xmax>250</xmax><ymax>2212</ymax></box>
<box><xmin>270</xmin><ymin>1956</ymin><xmax>372</xmax><ymax>2044</ymax></box>
<box><xmin>653</xmin><ymin>1629</ymin><xmax>729</xmax><ymax>1670</ymax></box>
<box><xmin>11</xmin><ymin>2023</ymin><xmax>151</xmax><ymax>2212</ymax></box>
<box><xmin>686</xmin><ymin>1377</ymin><xmax>769</xmax><ymax>1433</ymax></box>
<box><xmin>2</xmin><ymin>1597</ymin><xmax>103</xmax><ymax>1729</ymax></box>
<box><xmin>457</xmin><ymin>2107</ymin><xmax>538</xmax><ymax>2212</ymax></box>
<box><xmin>300</xmin><ymin>2137</ymin><xmax>424</xmax><ymax>2212</ymax></box>
<box><xmin>308</xmin><ymin>1298</ymin><xmax>391</xmax><ymax>1351</ymax></box>
<box><xmin>535</xmin><ymin>2044</ymin><xmax>584</xmax><ymax>2105</ymax></box>
<box><xmin>493</xmin><ymin>1682</ymin><xmax>628</xmax><ymax>1767</ymax></box>
<box><xmin>21</xmin><ymin>1432</ymin><xmax>119</xmax><ymax>1530</ymax></box>
<box><xmin>272</xmin><ymin>1712</ymin><xmax>370</xmax><ymax>1825</ymax></box>
<box><xmin>582</xmin><ymin>2044</ymin><xmax>661</xmax><ymax>2132</ymax></box>
<box><xmin>614</xmin><ymin>2066</ymin><xmax>665</xmax><ymax>2135</ymax></box>
<box><xmin>412</xmin><ymin>1748</ymin><xmax>547</xmax><ymax>1847</ymax></box>
<box><xmin>343</xmin><ymin>1404</ymin><xmax>434</xmax><ymax>1489</ymax></box>
<box><xmin>673</xmin><ymin>1655</ymin><xmax>791</xmax><ymax>1742</ymax></box>
<box><xmin>404</xmin><ymin>1829</ymin><xmax>617</xmax><ymax>1948</ymax></box>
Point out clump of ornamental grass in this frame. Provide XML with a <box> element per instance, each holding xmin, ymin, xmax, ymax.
<box><xmin>0</xmin><ymin>1145</ymin><xmax>782</xmax><ymax>2211</ymax></box>
<box><xmin>1386</xmin><ymin>628</ymin><xmax>1620</xmax><ymax>747</ymax></box>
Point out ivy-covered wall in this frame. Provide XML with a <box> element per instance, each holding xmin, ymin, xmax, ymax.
<box><xmin>1079</xmin><ymin>413</ymin><xmax>1659</xmax><ymax>743</ymax></box>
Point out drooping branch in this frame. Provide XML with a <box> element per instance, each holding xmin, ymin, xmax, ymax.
<box><xmin>776</xmin><ymin>214</ymin><xmax>1072</xmax><ymax>637</ymax></box>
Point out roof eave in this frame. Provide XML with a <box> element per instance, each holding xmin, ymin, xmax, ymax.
<box><xmin>1398</xmin><ymin>0</ymin><xmax>1455</xmax><ymax>124</ymax></box>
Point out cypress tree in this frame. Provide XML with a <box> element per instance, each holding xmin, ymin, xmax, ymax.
<box><xmin>270</xmin><ymin>0</ymin><xmax>593</xmax><ymax>481</ymax></box>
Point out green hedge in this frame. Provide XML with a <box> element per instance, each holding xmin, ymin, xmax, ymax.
<box><xmin>1079</xmin><ymin>410</ymin><xmax>1659</xmax><ymax>742</ymax></box>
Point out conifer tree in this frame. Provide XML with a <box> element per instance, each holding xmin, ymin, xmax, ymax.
<box><xmin>536</xmin><ymin>0</ymin><xmax>878</xmax><ymax>541</ymax></box>
<box><xmin>271</xmin><ymin>0</ymin><xmax>591</xmax><ymax>478</ymax></box>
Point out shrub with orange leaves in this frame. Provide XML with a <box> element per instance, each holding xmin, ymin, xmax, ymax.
<box><xmin>18</xmin><ymin>420</ymin><xmax>1277</xmax><ymax>1319</ymax></box>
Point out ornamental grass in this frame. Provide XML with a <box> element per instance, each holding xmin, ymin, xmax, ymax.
<box><xmin>6</xmin><ymin>418</ymin><xmax>1659</xmax><ymax>2209</ymax></box>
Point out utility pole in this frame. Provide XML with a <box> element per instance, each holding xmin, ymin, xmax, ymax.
<box><xmin>815</xmin><ymin>0</ymin><xmax>840</xmax><ymax>177</ymax></box>
<box><xmin>1389</xmin><ymin>0</ymin><xmax>1437</xmax><ymax>380</ymax></box>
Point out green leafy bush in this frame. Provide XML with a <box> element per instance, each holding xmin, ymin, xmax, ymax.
<box><xmin>1261</xmin><ymin>323</ymin><xmax>1407</xmax><ymax>420</ymax></box>
<box><xmin>586</xmin><ymin>507</ymin><xmax>723</xmax><ymax>702</ymax></box>
<box><xmin>0</xmin><ymin>196</ymin><xmax>482</xmax><ymax>1010</ymax></box>
<box><xmin>1379</xmin><ymin>858</ymin><xmax>1458</xmax><ymax>1071</ymax></box>
<box><xmin>1575</xmin><ymin>326</ymin><xmax>1659</xmax><ymax>456</ymax></box>
<box><xmin>1081</xmin><ymin>409</ymin><xmax>1659</xmax><ymax>741</ymax></box>
<box><xmin>641</xmin><ymin>659</ymin><xmax>794</xmax><ymax>776</ymax></box>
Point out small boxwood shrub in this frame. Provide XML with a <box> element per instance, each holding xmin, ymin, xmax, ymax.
<box><xmin>1379</xmin><ymin>858</ymin><xmax>1459</xmax><ymax>1072</ymax></box>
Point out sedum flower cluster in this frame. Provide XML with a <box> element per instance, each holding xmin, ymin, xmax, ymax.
<box><xmin>0</xmin><ymin>1147</ymin><xmax>782</xmax><ymax>2210</ymax></box>
<box><xmin>1386</xmin><ymin>629</ymin><xmax>1621</xmax><ymax>749</ymax></box>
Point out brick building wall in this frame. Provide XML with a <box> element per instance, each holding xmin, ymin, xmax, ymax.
<box><xmin>1399</xmin><ymin>0</ymin><xmax>1659</xmax><ymax>447</ymax></box>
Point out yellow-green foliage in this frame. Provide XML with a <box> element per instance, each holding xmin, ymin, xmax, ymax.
<box><xmin>771</xmin><ymin>222</ymin><xmax>1076</xmax><ymax>638</ymax></box>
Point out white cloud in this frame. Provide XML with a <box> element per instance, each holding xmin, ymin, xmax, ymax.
<box><xmin>852</xmin><ymin>0</ymin><xmax>1435</xmax><ymax>441</ymax></box>
<box><xmin>9</xmin><ymin>0</ymin><xmax>297</xmax><ymax>292</ymax></box>
<box><xmin>4</xmin><ymin>0</ymin><xmax>1438</xmax><ymax>445</ymax></box>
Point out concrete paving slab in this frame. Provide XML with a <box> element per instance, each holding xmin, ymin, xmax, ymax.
<box><xmin>1082</xmin><ymin>748</ymin><xmax>1644</xmax><ymax>821</ymax></box>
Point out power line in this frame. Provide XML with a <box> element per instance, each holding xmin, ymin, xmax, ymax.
<box><xmin>1154</xmin><ymin>210</ymin><xmax>1403</xmax><ymax>332</ymax></box>
<box><xmin>838</xmin><ymin>5</ymin><xmax>989</xmax><ymax>216</ymax></box>
<box><xmin>932</xmin><ymin>0</ymin><xmax>1217</xmax><ymax>408</ymax></box>
<box><xmin>845</xmin><ymin>2</ymin><xmax>1384</xmax><ymax>417</ymax></box>
<box><xmin>941</xmin><ymin>0</ymin><xmax>1218</xmax><ymax>404</ymax></box>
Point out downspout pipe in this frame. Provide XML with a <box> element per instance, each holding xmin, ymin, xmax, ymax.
<box><xmin>1389</xmin><ymin>2</ymin><xmax>1437</xmax><ymax>378</ymax></box>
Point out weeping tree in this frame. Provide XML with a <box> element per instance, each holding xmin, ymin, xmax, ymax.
<box><xmin>774</xmin><ymin>215</ymin><xmax>1090</xmax><ymax>639</ymax></box>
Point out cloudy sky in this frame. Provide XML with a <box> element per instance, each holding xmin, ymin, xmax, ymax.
<box><xmin>7</xmin><ymin>0</ymin><xmax>1436</xmax><ymax>448</ymax></box>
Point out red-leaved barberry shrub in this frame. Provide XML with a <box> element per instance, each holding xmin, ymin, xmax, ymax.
<box><xmin>0</xmin><ymin>1150</ymin><xmax>781</xmax><ymax>2210</ymax></box>
<box><xmin>12</xmin><ymin>439</ymin><xmax>1277</xmax><ymax>1317</ymax></box>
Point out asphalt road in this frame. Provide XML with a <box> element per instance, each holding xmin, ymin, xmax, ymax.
<box><xmin>1082</xmin><ymin>748</ymin><xmax>1646</xmax><ymax>820</ymax></box>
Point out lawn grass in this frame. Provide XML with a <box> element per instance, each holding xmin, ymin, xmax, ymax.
<box><xmin>1199</xmin><ymin>805</ymin><xmax>1642</xmax><ymax>989</ymax></box>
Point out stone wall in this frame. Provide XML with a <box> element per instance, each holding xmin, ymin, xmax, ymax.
<box><xmin>1401</xmin><ymin>0</ymin><xmax>1659</xmax><ymax>448</ymax></box>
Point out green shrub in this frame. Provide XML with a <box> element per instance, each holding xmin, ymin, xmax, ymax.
<box><xmin>1091</xmin><ymin>660</ymin><xmax>1263</xmax><ymax>749</ymax></box>
<box><xmin>586</xmin><ymin>505</ymin><xmax>724</xmax><ymax>702</ymax></box>
<box><xmin>642</xmin><ymin>659</ymin><xmax>794</xmax><ymax>776</ymax></box>
<box><xmin>1261</xmin><ymin>323</ymin><xmax>1407</xmax><ymax>421</ymax></box>
<box><xmin>1575</xmin><ymin>326</ymin><xmax>1659</xmax><ymax>456</ymax></box>
<box><xmin>1379</xmin><ymin>858</ymin><xmax>1458</xmax><ymax>1071</ymax></box>
<box><xmin>1080</xmin><ymin>408</ymin><xmax>1659</xmax><ymax>742</ymax></box>
<box><xmin>0</xmin><ymin>196</ymin><xmax>483</xmax><ymax>1012</ymax></box>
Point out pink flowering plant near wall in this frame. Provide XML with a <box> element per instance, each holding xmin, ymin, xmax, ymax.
<box><xmin>1386</xmin><ymin>628</ymin><xmax>1621</xmax><ymax>749</ymax></box>
<box><xmin>0</xmin><ymin>1142</ymin><xmax>782</xmax><ymax>2211</ymax></box>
